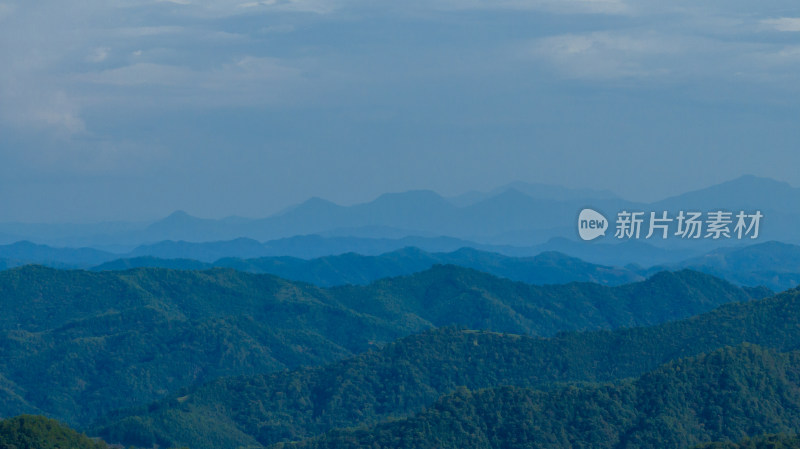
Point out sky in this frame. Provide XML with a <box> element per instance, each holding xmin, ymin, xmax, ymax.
<box><xmin>1</xmin><ymin>0</ymin><xmax>799</xmax><ymax>222</ymax></box>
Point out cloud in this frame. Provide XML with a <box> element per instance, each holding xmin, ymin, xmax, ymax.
<box><xmin>761</xmin><ymin>17</ymin><xmax>800</xmax><ymax>32</ymax></box>
<box><xmin>151</xmin><ymin>0</ymin><xmax>337</xmax><ymax>16</ymax></box>
<box><xmin>521</xmin><ymin>25</ymin><xmax>800</xmax><ymax>87</ymax></box>
<box><xmin>81</xmin><ymin>63</ymin><xmax>190</xmax><ymax>86</ymax></box>
<box><xmin>525</xmin><ymin>32</ymin><xmax>681</xmax><ymax>80</ymax></box>
<box><xmin>27</xmin><ymin>95</ymin><xmax>87</xmax><ymax>134</ymax></box>
<box><xmin>86</xmin><ymin>47</ymin><xmax>111</xmax><ymax>63</ymax></box>
<box><xmin>0</xmin><ymin>72</ymin><xmax>86</xmax><ymax>135</ymax></box>
<box><xmin>108</xmin><ymin>26</ymin><xmax>186</xmax><ymax>38</ymax></box>
<box><xmin>76</xmin><ymin>56</ymin><xmax>305</xmax><ymax>107</ymax></box>
<box><xmin>431</xmin><ymin>0</ymin><xmax>629</xmax><ymax>15</ymax></box>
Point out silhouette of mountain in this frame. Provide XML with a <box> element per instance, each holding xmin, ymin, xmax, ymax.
<box><xmin>0</xmin><ymin>175</ymin><xmax>797</xmax><ymax>253</ymax></box>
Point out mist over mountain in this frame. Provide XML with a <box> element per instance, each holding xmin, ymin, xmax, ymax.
<box><xmin>641</xmin><ymin>241</ymin><xmax>800</xmax><ymax>291</ymax></box>
<box><xmin>5</xmin><ymin>238</ymin><xmax>800</xmax><ymax>292</ymax></box>
<box><xmin>0</xmin><ymin>176</ymin><xmax>793</xmax><ymax>252</ymax></box>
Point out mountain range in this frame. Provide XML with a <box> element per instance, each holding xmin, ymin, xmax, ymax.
<box><xmin>0</xmin><ymin>175</ymin><xmax>795</xmax><ymax>249</ymax></box>
<box><xmin>0</xmin><ymin>265</ymin><xmax>763</xmax><ymax>428</ymax></box>
<box><xmin>4</xmin><ymin>239</ymin><xmax>800</xmax><ymax>291</ymax></box>
<box><xmin>93</xmin><ymin>282</ymin><xmax>800</xmax><ymax>449</ymax></box>
<box><xmin>285</xmin><ymin>344</ymin><xmax>800</xmax><ymax>449</ymax></box>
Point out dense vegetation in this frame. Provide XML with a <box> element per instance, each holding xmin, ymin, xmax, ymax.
<box><xmin>0</xmin><ymin>265</ymin><xmax>759</xmax><ymax>427</ymax></box>
<box><xmin>284</xmin><ymin>344</ymin><xmax>800</xmax><ymax>449</ymax></box>
<box><xmin>96</xmin><ymin>242</ymin><xmax>800</xmax><ymax>291</ymax></box>
<box><xmin>0</xmin><ymin>415</ymin><xmax>108</xmax><ymax>449</ymax></box>
<box><xmin>94</xmin><ymin>285</ymin><xmax>800</xmax><ymax>449</ymax></box>
<box><xmin>695</xmin><ymin>434</ymin><xmax>800</xmax><ymax>449</ymax></box>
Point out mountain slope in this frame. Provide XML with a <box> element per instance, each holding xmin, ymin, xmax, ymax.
<box><xmin>287</xmin><ymin>344</ymin><xmax>800</xmax><ymax>449</ymax></box>
<box><xmin>0</xmin><ymin>266</ymin><xmax>761</xmax><ymax>427</ymax></box>
<box><xmin>0</xmin><ymin>415</ymin><xmax>109</xmax><ymax>449</ymax></box>
<box><xmin>663</xmin><ymin>241</ymin><xmax>800</xmax><ymax>291</ymax></box>
<box><xmin>93</xmin><ymin>285</ymin><xmax>800</xmax><ymax>449</ymax></box>
<box><xmin>191</xmin><ymin>247</ymin><xmax>643</xmax><ymax>287</ymax></box>
<box><xmin>694</xmin><ymin>434</ymin><xmax>800</xmax><ymax>449</ymax></box>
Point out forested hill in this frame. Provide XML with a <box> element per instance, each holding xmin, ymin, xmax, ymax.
<box><xmin>0</xmin><ymin>265</ymin><xmax>762</xmax><ymax>427</ymax></box>
<box><xmin>285</xmin><ymin>344</ymin><xmax>800</xmax><ymax>449</ymax></box>
<box><xmin>94</xmin><ymin>248</ymin><xmax>644</xmax><ymax>287</ymax></box>
<box><xmin>694</xmin><ymin>434</ymin><xmax>800</xmax><ymax>449</ymax></box>
<box><xmin>94</xmin><ymin>285</ymin><xmax>800</xmax><ymax>449</ymax></box>
<box><xmin>0</xmin><ymin>415</ymin><xmax>108</xmax><ymax>449</ymax></box>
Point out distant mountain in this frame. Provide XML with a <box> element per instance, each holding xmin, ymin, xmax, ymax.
<box><xmin>0</xmin><ymin>266</ymin><xmax>759</xmax><ymax>427</ymax></box>
<box><xmin>125</xmin><ymin>175</ymin><xmax>798</xmax><ymax>247</ymax></box>
<box><xmin>94</xmin><ymin>285</ymin><xmax>800</xmax><ymax>449</ymax></box>
<box><xmin>4</xmin><ymin>235</ymin><xmax>799</xmax><ymax>293</ymax></box>
<box><xmin>530</xmin><ymin>237</ymin><xmax>702</xmax><ymax>266</ymax></box>
<box><xmin>99</xmin><ymin>175</ymin><xmax>800</xmax><ymax>246</ymax></box>
<box><xmin>0</xmin><ymin>183</ymin><xmax>639</xmax><ymax>247</ymax></box>
<box><xmin>652</xmin><ymin>175</ymin><xmax>800</xmax><ymax>212</ymax></box>
<box><xmin>0</xmin><ymin>241</ymin><xmax>114</xmax><ymax>268</ymax></box>
<box><xmin>644</xmin><ymin>241</ymin><xmax>800</xmax><ymax>291</ymax></box>
<box><xmin>450</xmin><ymin>181</ymin><xmax>619</xmax><ymax>206</ymax></box>
<box><xmin>0</xmin><ymin>175</ymin><xmax>797</xmax><ymax>257</ymax></box>
<box><xmin>0</xmin><ymin>237</ymin><xmax>722</xmax><ymax>282</ymax></box>
<box><xmin>287</xmin><ymin>344</ymin><xmax>800</xmax><ymax>449</ymax></box>
<box><xmin>127</xmin><ymin>237</ymin><xmax>269</xmax><ymax>262</ymax></box>
<box><xmin>97</xmin><ymin>247</ymin><xmax>643</xmax><ymax>287</ymax></box>
<box><xmin>93</xmin><ymin>256</ymin><xmax>212</xmax><ymax>271</ymax></box>
<box><xmin>258</xmin><ymin>235</ymin><xmax>484</xmax><ymax>258</ymax></box>
<box><xmin>652</xmin><ymin>175</ymin><xmax>800</xmax><ymax>244</ymax></box>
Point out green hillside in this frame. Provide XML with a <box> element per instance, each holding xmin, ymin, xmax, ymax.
<box><xmin>284</xmin><ymin>344</ymin><xmax>800</xmax><ymax>449</ymax></box>
<box><xmin>93</xmin><ymin>285</ymin><xmax>800</xmax><ymax>449</ymax></box>
<box><xmin>0</xmin><ymin>415</ymin><xmax>108</xmax><ymax>449</ymax></box>
<box><xmin>695</xmin><ymin>434</ymin><xmax>800</xmax><ymax>449</ymax></box>
<box><xmin>0</xmin><ymin>265</ymin><xmax>759</xmax><ymax>427</ymax></box>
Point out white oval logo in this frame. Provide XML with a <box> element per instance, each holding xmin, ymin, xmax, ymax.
<box><xmin>578</xmin><ymin>208</ymin><xmax>608</xmax><ymax>241</ymax></box>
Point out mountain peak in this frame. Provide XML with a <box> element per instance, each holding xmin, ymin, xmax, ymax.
<box><xmin>372</xmin><ymin>190</ymin><xmax>450</xmax><ymax>205</ymax></box>
<box><xmin>158</xmin><ymin>210</ymin><xmax>198</xmax><ymax>223</ymax></box>
<box><xmin>652</xmin><ymin>175</ymin><xmax>800</xmax><ymax>212</ymax></box>
<box><xmin>723</xmin><ymin>174</ymin><xmax>794</xmax><ymax>190</ymax></box>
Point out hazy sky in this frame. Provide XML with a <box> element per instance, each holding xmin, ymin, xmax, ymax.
<box><xmin>1</xmin><ymin>0</ymin><xmax>799</xmax><ymax>222</ymax></box>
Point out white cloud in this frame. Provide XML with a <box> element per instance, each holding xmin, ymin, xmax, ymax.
<box><xmin>76</xmin><ymin>56</ymin><xmax>305</xmax><ymax>108</ymax></box>
<box><xmin>761</xmin><ymin>17</ymin><xmax>800</xmax><ymax>32</ymax></box>
<box><xmin>259</xmin><ymin>24</ymin><xmax>295</xmax><ymax>34</ymax></box>
<box><xmin>152</xmin><ymin>0</ymin><xmax>336</xmax><ymax>16</ymax></box>
<box><xmin>83</xmin><ymin>56</ymin><xmax>299</xmax><ymax>85</ymax></box>
<box><xmin>86</xmin><ymin>47</ymin><xmax>111</xmax><ymax>63</ymax></box>
<box><xmin>81</xmin><ymin>63</ymin><xmax>190</xmax><ymax>86</ymax></box>
<box><xmin>432</xmin><ymin>0</ymin><xmax>629</xmax><ymax>15</ymax></box>
<box><xmin>526</xmin><ymin>32</ymin><xmax>680</xmax><ymax>80</ymax></box>
<box><xmin>109</xmin><ymin>26</ymin><xmax>186</xmax><ymax>38</ymax></box>
<box><xmin>524</xmin><ymin>25</ymin><xmax>800</xmax><ymax>88</ymax></box>
<box><xmin>0</xmin><ymin>87</ymin><xmax>86</xmax><ymax>135</ymax></box>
